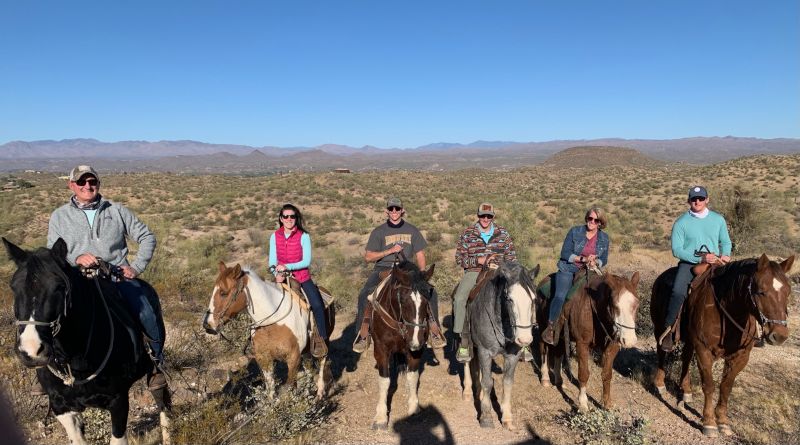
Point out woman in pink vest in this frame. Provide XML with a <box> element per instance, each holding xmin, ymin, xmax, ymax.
<box><xmin>269</xmin><ymin>203</ymin><xmax>328</xmax><ymax>357</ymax></box>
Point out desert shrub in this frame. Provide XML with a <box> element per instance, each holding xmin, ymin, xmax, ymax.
<box><xmin>560</xmin><ymin>409</ymin><xmax>649</xmax><ymax>445</ymax></box>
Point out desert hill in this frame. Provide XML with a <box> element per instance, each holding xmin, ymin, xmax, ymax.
<box><xmin>542</xmin><ymin>146</ymin><xmax>664</xmax><ymax>168</ymax></box>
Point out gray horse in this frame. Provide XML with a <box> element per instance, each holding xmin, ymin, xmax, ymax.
<box><xmin>462</xmin><ymin>261</ymin><xmax>539</xmax><ymax>429</ymax></box>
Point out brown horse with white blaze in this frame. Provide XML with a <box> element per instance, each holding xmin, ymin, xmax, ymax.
<box><xmin>537</xmin><ymin>271</ymin><xmax>640</xmax><ymax>411</ymax></box>
<box><xmin>651</xmin><ymin>254</ymin><xmax>794</xmax><ymax>437</ymax></box>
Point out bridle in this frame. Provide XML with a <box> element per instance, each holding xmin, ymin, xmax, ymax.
<box><xmin>586</xmin><ymin>274</ymin><xmax>636</xmax><ymax>345</ymax></box>
<box><xmin>372</xmin><ymin>271</ymin><xmax>429</xmax><ymax>341</ymax></box>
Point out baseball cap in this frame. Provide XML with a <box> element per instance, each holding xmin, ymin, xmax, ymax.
<box><xmin>477</xmin><ymin>202</ymin><xmax>495</xmax><ymax>216</ymax></box>
<box><xmin>688</xmin><ymin>186</ymin><xmax>708</xmax><ymax>200</ymax></box>
<box><xmin>386</xmin><ymin>197</ymin><xmax>403</xmax><ymax>209</ymax></box>
<box><xmin>68</xmin><ymin>165</ymin><xmax>100</xmax><ymax>183</ymax></box>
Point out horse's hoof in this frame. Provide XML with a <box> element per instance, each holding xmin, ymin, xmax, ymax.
<box><xmin>702</xmin><ymin>425</ymin><xmax>719</xmax><ymax>437</ymax></box>
<box><xmin>682</xmin><ymin>393</ymin><xmax>693</xmax><ymax>404</ymax></box>
<box><xmin>479</xmin><ymin>418</ymin><xmax>494</xmax><ymax>429</ymax></box>
<box><xmin>461</xmin><ymin>391</ymin><xmax>471</xmax><ymax>401</ymax></box>
<box><xmin>502</xmin><ymin>420</ymin><xmax>515</xmax><ymax>431</ymax></box>
<box><xmin>371</xmin><ymin>421</ymin><xmax>388</xmax><ymax>430</ymax></box>
<box><xmin>677</xmin><ymin>400</ymin><xmax>686</xmax><ymax>413</ymax></box>
<box><xmin>541</xmin><ymin>379</ymin><xmax>551</xmax><ymax>388</ymax></box>
<box><xmin>719</xmin><ymin>424</ymin><xmax>733</xmax><ymax>436</ymax></box>
<box><xmin>655</xmin><ymin>386</ymin><xmax>667</xmax><ymax>398</ymax></box>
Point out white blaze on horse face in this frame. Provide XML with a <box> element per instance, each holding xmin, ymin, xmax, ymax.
<box><xmin>773</xmin><ymin>278</ymin><xmax>784</xmax><ymax>292</ymax></box>
<box><xmin>616</xmin><ymin>289</ymin><xmax>638</xmax><ymax>348</ymax></box>
<box><xmin>409</xmin><ymin>290</ymin><xmax>423</xmax><ymax>350</ymax></box>
<box><xmin>205</xmin><ymin>286</ymin><xmax>219</xmax><ymax>328</ymax></box>
<box><xmin>509</xmin><ymin>283</ymin><xmax>533</xmax><ymax>346</ymax></box>
<box><xmin>18</xmin><ymin>315</ymin><xmax>44</xmax><ymax>360</ymax></box>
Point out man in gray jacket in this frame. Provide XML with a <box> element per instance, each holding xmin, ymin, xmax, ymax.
<box><xmin>47</xmin><ymin>165</ymin><xmax>167</xmax><ymax>390</ymax></box>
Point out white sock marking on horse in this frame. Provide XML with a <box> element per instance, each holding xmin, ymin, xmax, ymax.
<box><xmin>374</xmin><ymin>376</ymin><xmax>391</xmax><ymax>425</ymax></box>
<box><xmin>773</xmin><ymin>278</ymin><xmax>784</xmax><ymax>292</ymax></box>
<box><xmin>579</xmin><ymin>387</ymin><xmax>588</xmax><ymax>411</ymax></box>
<box><xmin>406</xmin><ymin>370</ymin><xmax>420</xmax><ymax>415</ymax></box>
<box><xmin>19</xmin><ymin>316</ymin><xmax>43</xmax><ymax>359</ymax></box>
<box><xmin>411</xmin><ymin>291</ymin><xmax>422</xmax><ymax>349</ymax></box>
<box><xmin>616</xmin><ymin>290</ymin><xmax>638</xmax><ymax>347</ymax></box>
<box><xmin>316</xmin><ymin>357</ymin><xmax>327</xmax><ymax>399</ymax></box>
<box><xmin>56</xmin><ymin>411</ymin><xmax>88</xmax><ymax>445</ymax></box>
<box><xmin>110</xmin><ymin>434</ymin><xmax>129</xmax><ymax>445</ymax></box>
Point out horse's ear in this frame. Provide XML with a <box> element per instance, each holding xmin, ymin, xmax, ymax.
<box><xmin>780</xmin><ymin>255</ymin><xmax>795</xmax><ymax>273</ymax></box>
<box><xmin>51</xmin><ymin>238</ymin><xmax>68</xmax><ymax>260</ymax></box>
<box><xmin>757</xmin><ymin>253</ymin><xmax>771</xmax><ymax>271</ymax></box>
<box><xmin>630</xmin><ymin>271</ymin><xmax>640</xmax><ymax>289</ymax></box>
<box><xmin>232</xmin><ymin>263</ymin><xmax>243</xmax><ymax>278</ymax></box>
<box><xmin>218</xmin><ymin>261</ymin><xmax>227</xmax><ymax>274</ymax></box>
<box><xmin>530</xmin><ymin>264</ymin><xmax>540</xmax><ymax>280</ymax></box>
<box><xmin>2</xmin><ymin>237</ymin><xmax>28</xmax><ymax>265</ymax></box>
<box><xmin>424</xmin><ymin>263</ymin><xmax>435</xmax><ymax>281</ymax></box>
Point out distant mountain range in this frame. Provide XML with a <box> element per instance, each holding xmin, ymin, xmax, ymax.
<box><xmin>0</xmin><ymin>137</ymin><xmax>798</xmax><ymax>173</ymax></box>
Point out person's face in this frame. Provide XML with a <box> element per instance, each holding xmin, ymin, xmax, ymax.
<box><xmin>386</xmin><ymin>206</ymin><xmax>404</xmax><ymax>223</ymax></box>
<box><xmin>585</xmin><ymin>211</ymin><xmax>601</xmax><ymax>231</ymax></box>
<box><xmin>689</xmin><ymin>196</ymin><xmax>708</xmax><ymax>213</ymax></box>
<box><xmin>280</xmin><ymin>209</ymin><xmax>297</xmax><ymax>229</ymax></box>
<box><xmin>478</xmin><ymin>214</ymin><xmax>493</xmax><ymax>229</ymax></box>
<box><xmin>68</xmin><ymin>174</ymin><xmax>99</xmax><ymax>204</ymax></box>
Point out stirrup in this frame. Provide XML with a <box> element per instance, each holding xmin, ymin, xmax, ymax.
<box><xmin>352</xmin><ymin>334</ymin><xmax>371</xmax><ymax>353</ymax></box>
<box><xmin>541</xmin><ymin>322</ymin><xmax>556</xmax><ymax>346</ymax></box>
<box><xmin>311</xmin><ymin>331</ymin><xmax>328</xmax><ymax>358</ymax></box>
<box><xmin>658</xmin><ymin>327</ymin><xmax>675</xmax><ymax>352</ymax></box>
<box><xmin>456</xmin><ymin>346</ymin><xmax>472</xmax><ymax>363</ymax></box>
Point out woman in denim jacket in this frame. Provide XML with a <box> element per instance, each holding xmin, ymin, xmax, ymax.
<box><xmin>541</xmin><ymin>206</ymin><xmax>610</xmax><ymax>345</ymax></box>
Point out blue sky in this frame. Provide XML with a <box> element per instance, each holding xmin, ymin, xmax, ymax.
<box><xmin>1</xmin><ymin>1</ymin><xmax>798</xmax><ymax>148</ymax></box>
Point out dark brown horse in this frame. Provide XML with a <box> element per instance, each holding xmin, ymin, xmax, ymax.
<box><xmin>537</xmin><ymin>271</ymin><xmax>640</xmax><ymax>411</ymax></box>
<box><xmin>651</xmin><ymin>254</ymin><xmax>794</xmax><ymax>437</ymax></box>
<box><xmin>369</xmin><ymin>260</ymin><xmax>434</xmax><ymax>430</ymax></box>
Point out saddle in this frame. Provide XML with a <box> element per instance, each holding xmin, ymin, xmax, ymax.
<box><xmin>536</xmin><ymin>268</ymin><xmax>595</xmax><ymax>303</ymax></box>
<box><xmin>467</xmin><ymin>263</ymin><xmax>500</xmax><ymax>303</ymax></box>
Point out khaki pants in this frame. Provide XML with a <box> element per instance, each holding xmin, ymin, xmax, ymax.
<box><xmin>452</xmin><ymin>271</ymin><xmax>479</xmax><ymax>334</ymax></box>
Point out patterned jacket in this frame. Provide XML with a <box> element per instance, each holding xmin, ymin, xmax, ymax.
<box><xmin>455</xmin><ymin>222</ymin><xmax>517</xmax><ymax>272</ymax></box>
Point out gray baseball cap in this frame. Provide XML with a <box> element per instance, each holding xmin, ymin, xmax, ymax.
<box><xmin>68</xmin><ymin>165</ymin><xmax>100</xmax><ymax>182</ymax></box>
<box><xmin>386</xmin><ymin>197</ymin><xmax>403</xmax><ymax>209</ymax></box>
<box><xmin>688</xmin><ymin>185</ymin><xmax>708</xmax><ymax>199</ymax></box>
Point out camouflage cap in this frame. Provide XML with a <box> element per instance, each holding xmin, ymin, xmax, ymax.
<box><xmin>68</xmin><ymin>165</ymin><xmax>100</xmax><ymax>183</ymax></box>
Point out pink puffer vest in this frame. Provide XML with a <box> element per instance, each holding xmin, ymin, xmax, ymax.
<box><xmin>274</xmin><ymin>228</ymin><xmax>311</xmax><ymax>283</ymax></box>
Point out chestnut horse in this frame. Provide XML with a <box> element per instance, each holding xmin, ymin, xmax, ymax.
<box><xmin>202</xmin><ymin>262</ymin><xmax>334</xmax><ymax>399</ymax></box>
<box><xmin>537</xmin><ymin>270</ymin><xmax>640</xmax><ymax>411</ymax></box>
<box><xmin>369</xmin><ymin>260</ymin><xmax>435</xmax><ymax>430</ymax></box>
<box><xmin>651</xmin><ymin>254</ymin><xmax>794</xmax><ymax>437</ymax></box>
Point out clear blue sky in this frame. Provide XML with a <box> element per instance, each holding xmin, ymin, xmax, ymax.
<box><xmin>1</xmin><ymin>0</ymin><xmax>798</xmax><ymax>148</ymax></box>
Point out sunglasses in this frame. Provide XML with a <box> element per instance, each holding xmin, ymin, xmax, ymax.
<box><xmin>387</xmin><ymin>206</ymin><xmax>403</xmax><ymax>212</ymax></box>
<box><xmin>586</xmin><ymin>217</ymin><xmax>601</xmax><ymax>223</ymax></box>
<box><xmin>478</xmin><ymin>214</ymin><xmax>494</xmax><ymax>219</ymax></box>
<box><xmin>280</xmin><ymin>214</ymin><xmax>297</xmax><ymax>220</ymax></box>
<box><xmin>75</xmin><ymin>178</ymin><xmax>98</xmax><ymax>187</ymax></box>
<box><xmin>690</xmin><ymin>197</ymin><xmax>706</xmax><ymax>202</ymax></box>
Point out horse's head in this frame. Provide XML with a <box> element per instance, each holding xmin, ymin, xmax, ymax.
<box><xmin>751</xmin><ymin>254</ymin><xmax>794</xmax><ymax>345</ymax></box>
<box><xmin>384</xmin><ymin>262</ymin><xmax>434</xmax><ymax>352</ymax></box>
<box><xmin>497</xmin><ymin>262</ymin><xmax>539</xmax><ymax>347</ymax></box>
<box><xmin>3</xmin><ymin>237</ymin><xmax>73</xmax><ymax>368</ymax></box>
<box><xmin>203</xmin><ymin>261</ymin><xmax>249</xmax><ymax>335</ymax></box>
<box><xmin>600</xmin><ymin>271</ymin><xmax>640</xmax><ymax>348</ymax></box>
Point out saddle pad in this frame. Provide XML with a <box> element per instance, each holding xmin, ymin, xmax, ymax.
<box><xmin>537</xmin><ymin>270</ymin><xmax>593</xmax><ymax>302</ymax></box>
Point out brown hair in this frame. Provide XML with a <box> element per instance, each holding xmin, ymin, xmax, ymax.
<box><xmin>585</xmin><ymin>206</ymin><xmax>607</xmax><ymax>230</ymax></box>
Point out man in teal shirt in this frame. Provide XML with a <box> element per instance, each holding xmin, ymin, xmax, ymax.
<box><xmin>660</xmin><ymin>185</ymin><xmax>732</xmax><ymax>352</ymax></box>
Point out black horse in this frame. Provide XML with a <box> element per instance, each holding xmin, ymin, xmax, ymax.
<box><xmin>3</xmin><ymin>237</ymin><xmax>170</xmax><ymax>445</ymax></box>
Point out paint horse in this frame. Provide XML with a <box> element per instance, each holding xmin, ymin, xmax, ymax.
<box><xmin>651</xmin><ymin>255</ymin><xmax>793</xmax><ymax>437</ymax></box>
<box><xmin>537</xmin><ymin>270</ymin><xmax>640</xmax><ymax>411</ymax></box>
<box><xmin>369</xmin><ymin>260</ymin><xmax>436</xmax><ymax>430</ymax></box>
<box><xmin>3</xmin><ymin>237</ymin><xmax>171</xmax><ymax>445</ymax></box>
<box><xmin>202</xmin><ymin>262</ymin><xmax>334</xmax><ymax>399</ymax></box>
<box><xmin>463</xmin><ymin>261</ymin><xmax>539</xmax><ymax>429</ymax></box>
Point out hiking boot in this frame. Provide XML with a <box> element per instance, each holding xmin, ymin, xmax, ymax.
<box><xmin>31</xmin><ymin>380</ymin><xmax>46</xmax><ymax>396</ymax></box>
<box><xmin>147</xmin><ymin>369</ymin><xmax>167</xmax><ymax>391</ymax></box>
<box><xmin>541</xmin><ymin>321</ymin><xmax>556</xmax><ymax>346</ymax></box>
<box><xmin>658</xmin><ymin>327</ymin><xmax>675</xmax><ymax>353</ymax></box>
<box><xmin>311</xmin><ymin>332</ymin><xmax>328</xmax><ymax>358</ymax></box>
<box><xmin>427</xmin><ymin>321</ymin><xmax>447</xmax><ymax>349</ymax></box>
<box><xmin>456</xmin><ymin>346</ymin><xmax>472</xmax><ymax>363</ymax></box>
<box><xmin>352</xmin><ymin>334</ymin><xmax>371</xmax><ymax>353</ymax></box>
<box><xmin>520</xmin><ymin>346</ymin><xmax>534</xmax><ymax>362</ymax></box>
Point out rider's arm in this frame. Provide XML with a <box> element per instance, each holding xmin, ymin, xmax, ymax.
<box><xmin>597</xmin><ymin>232</ymin><xmax>609</xmax><ymax>267</ymax></box>
<box><xmin>718</xmin><ymin>216</ymin><xmax>733</xmax><ymax>257</ymax></box>
<box><xmin>268</xmin><ymin>233</ymin><xmax>278</xmax><ymax>270</ymax></box>
<box><xmin>502</xmin><ymin>230</ymin><xmax>517</xmax><ymax>263</ymax></box>
<box><xmin>284</xmin><ymin>233</ymin><xmax>312</xmax><ymax>270</ymax></box>
<box><xmin>670</xmin><ymin>216</ymin><xmax>696</xmax><ymax>263</ymax></box>
<box><xmin>560</xmin><ymin>227</ymin><xmax>578</xmax><ymax>263</ymax></box>
<box><xmin>120</xmin><ymin>206</ymin><xmax>156</xmax><ymax>274</ymax></box>
<box><xmin>416</xmin><ymin>250</ymin><xmax>427</xmax><ymax>270</ymax></box>
<box><xmin>455</xmin><ymin>230</ymin><xmax>474</xmax><ymax>269</ymax></box>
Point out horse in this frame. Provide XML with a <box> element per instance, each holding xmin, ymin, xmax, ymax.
<box><xmin>202</xmin><ymin>261</ymin><xmax>334</xmax><ymax>399</ymax></box>
<box><xmin>537</xmin><ymin>270</ymin><xmax>640</xmax><ymax>411</ymax></box>
<box><xmin>462</xmin><ymin>261</ymin><xmax>539</xmax><ymax>429</ymax></box>
<box><xmin>651</xmin><ymin>254</ymin><xmax>794</xmax><ymax>437</ymax></box>
<box><xmin>2</xmin><ymin>237</ymin><xmax>171</xmax><ymax>445</ymax></box>
<box><xmin>369</xmin><ymin>260</ymin><xmax>435</xmax><ymax>430</ymax></box>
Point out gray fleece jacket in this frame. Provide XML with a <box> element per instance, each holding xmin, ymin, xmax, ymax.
<box><xmin>47</xmin><ymin>196</ymin><xmax>156</xmax><ymax>274</ymax></box>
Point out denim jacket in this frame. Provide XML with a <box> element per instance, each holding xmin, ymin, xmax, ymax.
<box><xmin>557</xmin><ymin>225</ymin><xmax>609</xmax><ymax>269</ymax></box>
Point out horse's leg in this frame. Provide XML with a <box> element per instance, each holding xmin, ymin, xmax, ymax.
<box><xmin>372</xmin><ymin>346</ymin><xmax>391</xmax><ymax>430</ymax></box>
<box><xmin>716</xmin><ymin>347</ymin><xmax>752</xmax><ymax>437</ymax></box>
<box><xmin>261</xmin><ymin>361</ymin><xmax>277</xmax><ymax>400</ymax></box>
<box><xmin>500</xmin><ymin>354</ymin><xmax>519</xmax><ymax>430</ymax></box>
<box><xmin>109</xmin><ymin>396</ymin><xmax>130</xmax><ymax>445</ymax></box>
<box><xmin>461</xmin><ymin>359</ymin><xmax>473</xmax><ymax>400</ymax></box>
<box><xmin>315</xmin><ymin>356</ymin><xmax>328</xmax><ymax>400</ymax></box>
<box><xmin>552</xmin><ymin>342</ymin><xmax>564</xmax><ymax>388</ymax></box>
<box><xmin>653</xmin><ymin>346</ymin><xmax>668</xmax><ymax>398</ymax></box>
<box><xmin>285</xmin><ymin>346</ymin><xmax>302</xmax><ymax>389</ymax></box>
<box><xmin>540</xmin><ymin>342</ymin><xmax>551</xmax><ymax>387</ymax></box>
<box><xmin>695</xmin><ymin>347</ymin><xmax>719</xmax><ymax>437</ymax></box>
<box><xmin>55</xmin><ymin>411</ymin><xmax>87</xmax><ymax>445</ymax></box>
<box><xmin>677</xmin><ymin>341</ymin><xmax>695</xmax><ymax>409</ymax></box>
<box><xmin>576</xmin><ymin>341</ymin><xmax>591</xmax><ymax>411</ymax></box>
<box><xmin>600</xmin><ymin>342</ymin><xmax>621</xmax><ymax>409</ymax></box>
<box><xmin>406</xmin><ymin>354</ymin><xmax>421</xmax><ymax>416</ymax></box>
<box><xmin>477</xmin><ymin>349</ymin><xmax>495</xmax><ymax>428</ymax></box>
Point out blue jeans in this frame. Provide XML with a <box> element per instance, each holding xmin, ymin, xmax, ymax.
<box><xmin>301</xmin><ymin>280</ymin><xmax>327</xmax><ymax>340</ymax></box>
<box><xmin>115</xmin><ymin>279</ymin><xmax>165</xmax><ymax>362</ymax></box>
<box><xmin>665</xmin><ymin>261</ymin><xmax>695</xmax><ymax>328</ymax></box>
<box><xmin>548</xmin><ymin>262</ymin><xmax>582</xmax><ymax>323</ymax></box>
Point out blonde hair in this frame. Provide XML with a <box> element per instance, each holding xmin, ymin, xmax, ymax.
<box><xmin>585</xmin><ymin>206</ymin><xmax>607</xmax><ymax>230</ymax></box>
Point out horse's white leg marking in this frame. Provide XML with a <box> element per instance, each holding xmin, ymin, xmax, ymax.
<box><xmin>541</xmin><ymin>350</ymin><xmax>551</xmax><ymax>386</ymax></box>
<box><xmin>462</xmin><ymin>361</ymin><xmax>473</xmax><ymax>400</ymax></box>
<box><xmin>406</xmin><ymin>370</ymin><xmax>420</xmax><ymax>415</ymax></box>
<box><xmin>501</xmin><ymin>376</ymin><xmax>514</xmax><ymax>428</ymax></box>
<box><xmin>56</xmin><ymin>411</ymin><xmax>88</xmax><ymax>445</ymax></box>
<box><xmin>316</xmin><ymin>356</ymin><xmax>327</xmax><ymax>399</ymax></box>
<box><xmin>19</xmin><ymin>316</ymin><xmax>44</xmax><ymax>359</ymax></box>
<box><xmin>374</xmin><ymin>376</ymin><xmax>391</xmax><ymax>425</ymax></box>
<box><xmin>110</xmin><ymin>433</ymin><xmax>129</xmax><ymax>445</ymax></box>
<box><xmin>509</xmin><ymin>284</ymin><xmax>533</xmax><ymax>346</ymax></box>
<box><xmin>773</xmin><ymin>278</ymin><xmax>783</xmax><ymax>292</ymax></box>
<box><xmin>410</xmin><ymin>291</ymin><xmax>422</xmax><ymax>350</ymax></box>
<box><xmin>160</xmin><ymin>411</ymin><xmax>172</xmax><ymax>445</ymax></box>
<box><xmin>578</xmin><ymin>386</ymin><xmax>588</xmax><ymax>411</ymax></box>
<box><xmin>616</xmin><ymin>290</ymin><xmax>638</xmax><ymax>348</ymax></box>
<box><xmin>263</xmin><ymin>368</ymin><xmax>276</xmax><ymax>400</ymax></box>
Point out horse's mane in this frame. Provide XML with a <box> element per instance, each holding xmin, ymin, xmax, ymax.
<box><xmin>712</xmin><ymin>258</ymin><xmax>758</xmax><ymax>296</ymax></box>
<box><xmin>394</xmin><ymin>260</ymin><xmax>432</xmax><ymax>295</ymax></box>
<box><xmin>499</xmin><ymin>261</ymin><xmax>536</xmax><ymax>295</ymax></box>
